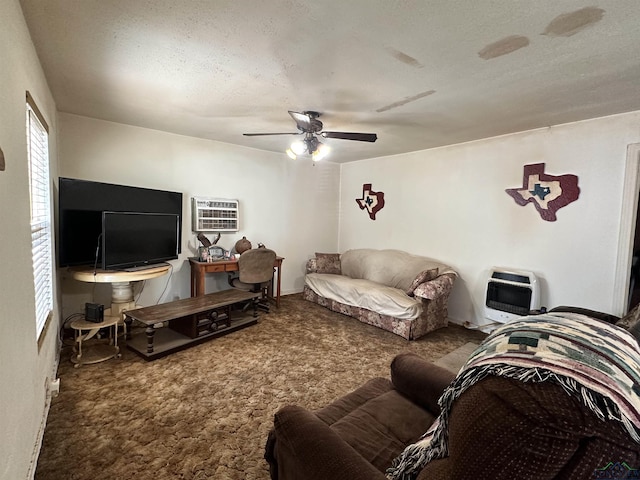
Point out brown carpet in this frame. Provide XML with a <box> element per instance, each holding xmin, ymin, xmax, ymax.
<box><xmin>36</xmin><ymin>293</ymin><xmax>486</xmax><ymax>480</ymax></box>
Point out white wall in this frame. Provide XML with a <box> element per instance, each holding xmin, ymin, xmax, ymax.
<box><xmin>339</xmin><ymin>112</ymin><xmax>640</xmax><ymax>328</ymax></box>
<box><xmin>0</xmin><ymin>1</ymin><xmax>60</xmax><ymax>479</ymax></box>
<box><xmin>58</xmin><ymin>113</ymin><xmax>340</xmax><ymax>317</ymax></box>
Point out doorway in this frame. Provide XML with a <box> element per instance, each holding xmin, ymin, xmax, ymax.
<box><xmin>616</xmin><ymin>143</ymin><xmax>640</xmax><ymax>315</ymax></box>
<box><xmin>629</xmin><ymin>196</ymin><xmax>640</xmax><ymax>311</ymax></box>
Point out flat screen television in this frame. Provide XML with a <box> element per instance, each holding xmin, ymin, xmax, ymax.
<box><xmin>58</xmin><ymin>177</ymin><xmax>183</xmax><ymax>267</ymax></box>
<box><xmin>102</xmin><ymin>212</ymin><xmax>179</xmax><ymax>270</ymax></box>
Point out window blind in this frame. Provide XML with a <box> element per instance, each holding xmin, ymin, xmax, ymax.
<box><xmin>26</xmin><ymin>93</ymin><xmax>53</xmax><ymax>341</ymax></box>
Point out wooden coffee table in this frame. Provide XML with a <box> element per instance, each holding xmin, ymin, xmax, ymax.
<box><xmin>124</xmin><ymin>289</ymin><xmax>261</xmax><ymax>360</ymax></box>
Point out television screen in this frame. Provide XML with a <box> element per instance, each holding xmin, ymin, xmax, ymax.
<box><xmin>58</xmin><ymin>177</ymin><xmax>182</xmax><ymax>267</ymax></box>
<box><xmin>101</xmin><ymin>211</ymin><xmax>179</xmax><ymax>270</ymax></box>
<box><xmin>59</xmin><ymin>209</ymin><xmax>103</xmax><ymax>267</ymax></box>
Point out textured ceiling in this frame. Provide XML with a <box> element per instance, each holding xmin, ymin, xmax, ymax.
<box><xmin>19</xmin><ymin>1</ymin><xmax>640</xmax><ymax>163</ymax></box>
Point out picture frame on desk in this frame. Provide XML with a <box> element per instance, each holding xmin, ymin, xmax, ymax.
<box><xmin>198</xmin><ymin>245</ymin><xmax>226</xmax><ymax>262</ymax></box>
<box><xmin>208</xmin><ymin>246</ymin><xmax>225</xmax><ymax>260</ymax></box>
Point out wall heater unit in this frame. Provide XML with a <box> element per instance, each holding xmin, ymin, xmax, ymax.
<box><xmin>484</xmin><ymin>267</ymin><xmax>541</xmax><ymax>324</ymax></box>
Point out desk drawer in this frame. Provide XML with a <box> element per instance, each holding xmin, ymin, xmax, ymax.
<box><xmin>205</xmin><ymin>264</ymin><xmax>227</xmax><ymax>272</ymax></box>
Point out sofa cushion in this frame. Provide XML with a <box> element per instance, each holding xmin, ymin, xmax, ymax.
<box><xmin>305</xmin><ymin>273</ymin><xmax>422</xmax><ymax>320</ymax></box>
<box><xmin>316</xmin><ymin>377</ymin><xmax>394</xmax><ymax>425</ymax></box>
<box><xmin>406</xmin><ymin>268</ymin><xmax>439</xmax><ymax>297</ymax></box>
<box><xmin>268</xmin><ymin>405</ymin><xmax>386</xmax><ymax>480</ymax></box>
<box><xmin>412</xmin><ymin>274</ymin><xmax>455</xmax><ymax>300</ymax></box>
<box><xmin>315</xmin><ymin>252</ymin><xmax>341</xmax><ymax>275</ymax></box>
<box><xmin>340</xmin><ymin>249</ymin><xmax>450</xmax><ymax>292</ymax></box>
<box><xmin>313</xmin><ymin>376</ymin><xmax>437</xmax><ymax>474</ymax></box>
<box><xmin>329</xmin><ymin>390</ymin><xmax>436</xmax><ymax>473</ymax></box>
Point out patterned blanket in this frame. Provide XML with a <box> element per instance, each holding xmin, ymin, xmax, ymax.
<box><xmin>386</xmin><ymin>312</ymin><xmax>640</xmax><ymax>480</ymax></box>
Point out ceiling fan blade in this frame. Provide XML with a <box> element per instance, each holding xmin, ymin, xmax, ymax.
<box><xmin>288</xmin><ymin>111</ymin><xmax>312</xmax><ymax>129</ymax></box>
<box><xmin>243</xmin><ymin>132</ymin><xmax>301</xmax><ymax>136</ymax></box>
<box><xmin>321</xmin><ymin>131</ymin><xmax>378</xmax><ymax>142</ymax></box>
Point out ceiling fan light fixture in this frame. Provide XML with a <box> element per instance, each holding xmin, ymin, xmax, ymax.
<box><xmin>289</xmin><ymin>140</ymin><xmax>307</xmax><ymax>156</ymax></box>
<box><xmin>312</xmin><ymin>142</ymin><xmax>331</xmax><ymax>161</ymax></box>
<box><xmin>285</xmin><ymin>148</ymin><xmax>297</xmax><ymax>160</ymax></box>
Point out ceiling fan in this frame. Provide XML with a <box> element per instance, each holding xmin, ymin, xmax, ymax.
<box><xmin>243</xmin><ymin>111</ymin><xmax>377</xmax><ymax>161</ymax></box>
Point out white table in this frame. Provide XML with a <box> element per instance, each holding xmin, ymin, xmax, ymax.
<box><xmin>70</xmin><ymin>264</ymin><xmax>171</xmax><ymax>320</ymax></box>
<box><xmin>69</xmin><ymin>315</ymin><xmax>121</xmax><ymax>367</ymax></box>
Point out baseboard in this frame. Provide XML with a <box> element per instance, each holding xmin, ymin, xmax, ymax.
<box><xmin>281</xmin><ymin>289</ymin><xmax>303</xmax><ymax>296</ymax></box>
<box><xmin>447</xmin><ymin>316</ymin><xmax>465</xmax><ymax>327</ymax></box>
<box><xmin>27</xmin><ymin>337</ymin><xmax>61</xmax><ymax>479</ymax></box>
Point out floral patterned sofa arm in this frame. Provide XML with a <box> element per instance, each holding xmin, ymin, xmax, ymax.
<box><xmin>305</xmin><ymin>258</ymin><xmax>318</xmax><ymax>274</ymax></box>
<box><xmin>412</xmin><ymin>273</ymin><xmax>456</xmax><ymax>301</ymax></box>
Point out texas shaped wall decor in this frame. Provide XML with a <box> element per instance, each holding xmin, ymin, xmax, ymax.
<box><xmin>505</xmin><ymin>163</ymin><xmax>580</xmax><ymax>222</ymax></box>
<box><xmin>356</xmin><ymin>183</ymin><xmax>385</xmax><ymax>220</ymax></box>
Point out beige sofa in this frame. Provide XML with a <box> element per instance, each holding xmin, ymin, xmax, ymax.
<box><xmin>302</xmin><ymin>249</ymin><xmax>457</xmax><ymax>340</ymax></box>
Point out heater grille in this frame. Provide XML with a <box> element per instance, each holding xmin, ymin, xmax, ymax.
<box><xmin>484</xmin><ymin>267</ymin><xmax>540</xmax><ymax>324</ymax></box>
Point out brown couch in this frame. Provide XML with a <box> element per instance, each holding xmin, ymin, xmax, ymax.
<box><xmin>265</xmin><ymin>349</ymin><xmax>640</xmax><ymax>480</ymax></box>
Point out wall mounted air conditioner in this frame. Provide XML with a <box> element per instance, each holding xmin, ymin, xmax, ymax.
<box><xmin>484</xmin><ymin>267</ymin><xmax>541</xmax><ymax>324</ymax></box>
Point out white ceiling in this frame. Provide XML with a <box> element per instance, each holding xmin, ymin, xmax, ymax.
<box><xmin>19</xmin><ymin>1</ymin><xmax>640</xmax><ymax>163</ymax></box>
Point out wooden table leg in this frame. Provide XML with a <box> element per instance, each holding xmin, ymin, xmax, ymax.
<box><xmin>267</xmin><ymin>264</ymin><xmax>282</xmax><ymax>308</ymax></box>
<box><xmin>276</xmin><ymin>264</ymin><xmax>282</xmax><ymax>308</ymax></box>
<box><xmin>190</xmin><ymin>267</ymin><xmax>197</xmax><ymax>297</ymax></box>
<box><xmin>145</xmin><ymin>326</ymin><xmax>156</xmax><ymax>354</ymax></box>
<box><xmin>124</xmin><ymin>317</ymin><xmax>133</xmax><ymax>341</ymax></box>
<box><xmin>268</xmin><ymin>269</ymin><xmax>275</xmax><ymax>303</ymax></box>
<box><xmin>198</xmin><ymin>271</ymin><xmax>206</xmax><ymax>296</ymax></box>
<box><xmin>191</xmin><ymin>267</ymin><xmax>206</xmax><ymax>297</ymax></box>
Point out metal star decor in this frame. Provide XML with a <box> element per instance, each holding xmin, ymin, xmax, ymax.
<box><xmin>356</xmin><ymin>183</ymin><xmax>385</xmax><ymax>220</ymax></box>
<box><xmin>505</xmin><ymin>163</ymin><xmax>580</xmax><ymax>221</ymax></box>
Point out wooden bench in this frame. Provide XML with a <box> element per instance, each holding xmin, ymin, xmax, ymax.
<box><xmin>124</xmin><ymin>289</ymin><xmax>261</xmax><ymax>360</ymax></box>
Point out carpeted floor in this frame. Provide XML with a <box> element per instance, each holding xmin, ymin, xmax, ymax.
<box><xmin>35</xmin><ymin>294</ymin><xmax>486</xmax><ymax>480</ymax></box>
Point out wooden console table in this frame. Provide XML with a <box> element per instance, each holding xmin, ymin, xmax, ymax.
<box><xmin>124</xmin><ymin>289</ymin><xmax>260</xmax><ymax>360</ymax></box>
<box><xmin>189</xmin><ymin>256</ymin><xmax>284</xmax><ymax>307</ymax></box>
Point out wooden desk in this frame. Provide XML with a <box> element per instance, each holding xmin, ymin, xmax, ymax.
<box><xmin>189</xmin><ymin>256</ymin><xmax>284</xmax><ymax>307</ymax></box>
